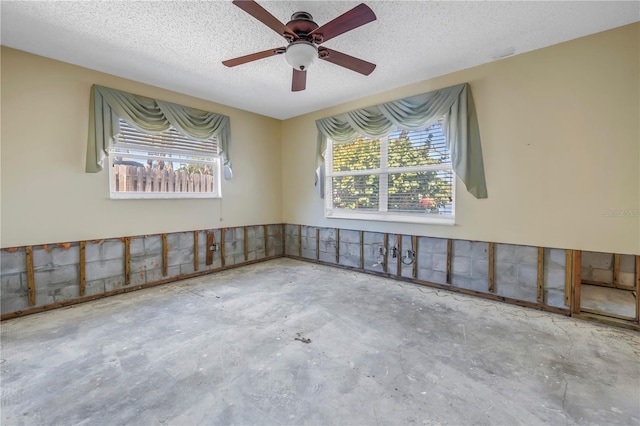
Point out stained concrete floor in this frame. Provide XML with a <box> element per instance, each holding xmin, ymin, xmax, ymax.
<box><xmin>1</xmin><ymin>258</ymin><xmax>639</xmax><ymax>426</ymax></box>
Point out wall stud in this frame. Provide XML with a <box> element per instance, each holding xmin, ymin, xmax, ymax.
<box><xmin>565</xmin><ymin>250</ymin><xmax>573</xmax><ymax>307</ymax></box>
<box><xmin>25</xmin><ymin>246</ymin><xmax>35</xmax><ymax>306</ymax></box>
<box><xmin>162</xmin><ymin>234</ymin><xmax>168</xmax><ymax>276</ymax></box>
<box><xmin>572</xmin><ymin>250</ymin><xmax>582</xmax><ymax>315</ymax></box>
<box><xmin>316</xmin><ymin>228</ymin><xmax>320</xmax><ymax>261</ymax></box>
<box><xmin>124</xmin><ymin>237</ymin><xmax>131</xmax><ymax>285</ymax></box>
<box><xmin>488</xmin><ymin>242</ymin><xmax>495</xmax><ymax>292</ymax></box>
<box><xmin>193</xmin><ymin>231</ymin><xmax>199</xmax><ymax>271</ymax></box>
<box><xmin>264</xmin><ymin>225</ymin><xmax>269</xmax><ymax>257</ymax></box>
<box><xmin>244</xmin><ymin>226</ymin><xmax>249</xmax><ymax>262</ymax></box>
<box><xmin>537</xmin><ymin>247</ymin><xmax>544</xmax><ymax>303</ymax></box>
<box><xmin>79</xmin><ymin>241</ymin><xmax>86</xmax><ymax>296</ymax></box>
<box><xmin>359</xmin><ymin>231</ymin><xmax>364</xmax><ymax>269</ymax></box>
<box><xmin>335</xmin><ymin>229</ymin><xmax>340</xmax><ymax>264</ymax></box>
<box><xmin>383</xmin><ymin>233</ymin><xmax>388</xmax><ymax>273</ymax></box>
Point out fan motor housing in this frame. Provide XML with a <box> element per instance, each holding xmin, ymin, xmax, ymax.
<box><xmin>286</xmin><ymin>11</ymin><xmax>319</xmax><ymax>38</ymax></box>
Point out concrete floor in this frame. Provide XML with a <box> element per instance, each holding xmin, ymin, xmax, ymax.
<box><xmin>1</xmin><ymin>258</ymin><xmax>639</xmax><ymax>425</ymax></box>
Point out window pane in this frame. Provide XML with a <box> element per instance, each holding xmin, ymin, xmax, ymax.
<box><xmin>388</xmin><ymin>170</ymin><xmax>453</xmax><ymax>214</ymax></box>
<box><xmin>388</xmin><ymin>122</ymin><xmax>450</xmax><ymax>168</ymax></box>
<box><xmin>332</xmin><ymin>137</ymin><xmax>380</xmax><ymax>172</ymax></box>
<box><xmin>111</xmin><ymin>153</ymin><xmax>218</xmax><ymax>195</ymax></box>
<box><xmin>332</xmin><ymin>175</ymin><xmax>379</xmax><ymax>210</ymax></box>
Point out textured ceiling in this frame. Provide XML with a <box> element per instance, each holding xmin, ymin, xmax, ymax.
<box><xmin>1</xmin><ymin>1</ymin><xmax>639</xmax><ymax>119</ymax></box>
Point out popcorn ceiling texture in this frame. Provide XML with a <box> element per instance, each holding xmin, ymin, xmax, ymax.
<box><xmin>1</xmin><ymin>1</ymin><xmax>637</xmax><ymax>119</ymax></box>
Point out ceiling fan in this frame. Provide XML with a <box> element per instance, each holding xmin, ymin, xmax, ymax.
<box><xmin>222</xmin><ymin>0</ymin><xmax>377</xmax><ymax>92</ymax></box>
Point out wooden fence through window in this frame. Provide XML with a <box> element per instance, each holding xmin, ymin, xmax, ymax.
<box><xmin>113</xmin><ymin>165</ymin><xmax>214</xmax><ymax>193</ymax></box>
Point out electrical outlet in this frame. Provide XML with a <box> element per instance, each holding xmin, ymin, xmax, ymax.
<box><xmin>391</xmin><ymin>247</ymin><xmax>398</xmax><ymax>258</ymax></box>
<box><xmin>378</xmin><ymin>246</ymin><xmax>385</xmax><ymax>255</ymax></box>
<box><xmin>406</xmin><ymin>249</ymin><xmax>415</xmax><ymax>260</ymax></box>
<box><xmin>210</xmin><ymin>243</ymin><xmax>219</xmax><ymax>252</ymax></box>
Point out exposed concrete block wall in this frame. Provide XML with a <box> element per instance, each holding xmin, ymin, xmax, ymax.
<box><xmin>300</xmin><ymin>226</ymin><xmax>317</xmax><ymax>260</ymax></box>
<box><xmin>582</xmin><ymin>252</ymin><xmax>636</xmax><ymax>287</ymax></box>
<box><xmin>416</xmin><ymin>237</ymin><xmax>448</xmax><ymax>285</ymax></box>
<box><xmin>363</xmin><ymin>232</ymin><xmax>384</xmax><ymax>273</ymax></box>
<box><xmin>544</xmin><ymin>249</ymin><xmax>567</xmax><ymax>308</ymax></box>
<box><xmin>318</xmin><ymin>228</ymin><xmax>337</xmax><ymax>265</ymax></box>
<box><xmin>284</xmin><ymin>224</ymin><xmax>300</xmax><ymax>257</ymax></box>
<box><xmin>1</xmin><ymin>224</ymin><xmax>284</xmax><ymax>316</ymax></box>
<box><xmin>495</xmin><ymin>244</ymin><xmax>539</xmax><ymax>303</ymax></box>
<box><xmin>452</xmin><ymin>240</ymin><xmax>489</xmax><ymax>293</ymax></box>
<box><xmin>339</xmin><ymin>229</ymin><xmax>361</xmax><ymax>268</ymax></box>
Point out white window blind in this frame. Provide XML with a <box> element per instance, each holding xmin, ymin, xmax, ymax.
<box><xmin>325</xmin><ymin>119</ymin><xmax>455</xmax><ymax>224</ymax></box>
<box><xmin>107</xmin><ymin>118</ymin><xmax>221</xmax><ymax>199</ymax></box>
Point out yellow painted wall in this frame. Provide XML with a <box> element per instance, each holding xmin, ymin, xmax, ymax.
<box><xmin>2</xmin><ymin>24</ymin><xmax>638</xmax><ymax>254</ymax></box>
<box><xmin>281</xmin><ymin>23</ymin><xmax>640</xmax><ymax>255</ymax></box>
<box><xmin>1</xmin><ymin>47</ymin><xmax>283</xmax><ymax>247</ymax></box>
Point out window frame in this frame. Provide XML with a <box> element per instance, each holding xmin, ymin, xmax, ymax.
<box><xmin>324</xmin><ymin>128</ymin><xmax>456</xmax><ymax>225</ymax></box>
<box><xmin>107</xmin><ymin>120</ymin><xmax>222</xmax><ymax>200</ymax></box>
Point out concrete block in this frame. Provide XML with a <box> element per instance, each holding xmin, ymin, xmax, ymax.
<box><xmin>51</xmin><ymin>284</ymin><xmax>80</xmax><ymax>302</ymax></box>
<box><xmin>417</xmin><ymin>252</ymin><xmax>433</xmax><ymax>270</ymax></box>
<box><xmin>225</xmin><ymin>241</ymin><xmax>241</xmax><ymax>256</ymax></box>
<box><xmin>144</xmin><ymin>236</ymin><xmax>162</xmax><ymax>254</ymax></box>
<box><xmin>2</xmin><ymin>296</ymin><xmax>29</xmax><ymax>314</ymax></box>
<box><xmin>422</xmin><ymin>237</ymin><xmax>447</xmax><ymax>254</ymax></box>
<box><xmin>85</xmin><ymin>242</ymin><xmax>102</xmax><ymax>262</ymax></box>
<box><xmin>591</xmin><ymin>268</ymin><xmax>613</xmax><ymax>283</ymax></box>
<box><xmin>105</xmin><ymin>276</ymin><xmax>126</xmax><ymax>291</ymax></box>
<box><xmin>471</xmin><ymin>242</ymin><xmax>489</xmax><ymax>259</ymax></box>
<box><xmin>319</xmin><ymin>240</ymin><xmax>336</xmax><ymax>254</ymax></box>
<box><xmin>400</xmin><ymin>261</ymin><xmax>413</xmax><ymax>278</ymax></box>
<box><xmin>619</xmin><ymin>255</ymin><xmax>636</xmax><ymax>273</ymax></box>
<box><xmin>234</xmin><ymin>254</ymin><xmax>246</xmax><ymax>264</ymax></box>
<box><xmin>129</xmin><ymin>238</ymin><xmax>145</xmax><ymax>256</ymax></box>
<box><xmin>319</xmin><ymin>251</ymin><xmax>336</xmax><ymax>264</ymax></box>
<box><xmin>417</xmin><ymin>268</ymin><xmax>446</xmax><ymax>284</ymax></box>
<box><xmin>249</xmin><ymin>238</ymin><xmax>264</xmax><ymax>252</ymax></box>
<box><xmin>146</xmin><ymin>268</ymin><xmax>165</xmax><ymax>283</ymax></box>
<box><xmin>1</xmin><ymin>249</ymin><xmax>26</xmax><ymax>274</ymax></box>
<box><xmin>546</xmin><ymin>249</ymin><xmax>566</xmax><ymax>270</ymax></box>
<box><xmin>452</xmin><ymin>256</ymin><xmax>471</xmax><ymax>277</ymax></box>
<box><xmin>515</xmin><ymin>246</ymin><xmax>538</xmax><ymax>266</ymax></box>
<box><xmin>1</xmin><ymin>273</ymin><xmax>24</xmax><ymax>296</ymax></box>
<box><xmin>364</xmin><ymin>261</ymin><xmax>384</xmax><ymax>273</ymax></box>
<box><xmin>301</xmin><ymin>248</ymin><xmax>316</xmax><ymax>260</ymax></box>
<box><xmin>32</xmin><ymin>247</ymin><xmax>53</xmax><ymax>269</ymax></box>
<box><xmin>546</xmin><ymin>288</ymin><xmax>567</xmax><ymax>308</ymax></box>
<box><xmin>363</xmin><ymin>232</ymin><xmax>383</xmax><ymax>245</ymax></box>
<box><xmin>85</xmin><ymin>280</ymin><xmax>105</xmax><ymax>296</ymax></box>
<box><xmin>168</xmin><ymin>248</ymin><xmax>193</xmax><ymax>267</ymax></box>
<box><xmin>340</xmin><ymin>255</ymin><xmax>360</xmax><ymax>268</ymax></box>
<box><xmin>497</xmin><ymin>282</ymin><xmax>537</xmax><ymax>303</ymax></box>
<box><xmin>544</xmin><ymin>269</ymin><xmax>565</xmax><ymax>291</ymax></box>
<box><xmin>345</xmin><ymin>243</ymin><xmax>361</xmax><ymax>258</ymax></box>
<box><xmin>246</xmin><ymin>226</ymin><xmax>257</xmax><ymax>240</ymax></box>
<box><xmin>496</xmin><ymin>244</ymin><xmax>516</xmax><ymax>263</ymax></box>
<box><xmin>167</xmin><ymin>265</ymin><xmax>181</xmax><ymax>279</ymax></box>
<box><xmin>471</xmin><ymin>259</ymin><xmax>489</xmax><ymax>279</ymax></box>
<box><xmin>180</xmin><ymin>263</ymin><xmax>196</xmax><ymax>276</ymax></box>
<box><xmin>254</xmin><ymin>249</ymin><xmax>266</xmax><ymax>260</ymax></box>
<box><xmin>102</xmin><ymin>240</ymin><xmax>124</xmax><ymax>260</ymax></box>
<box><xmin>52</xmin><ymin>245</ymin><xmax>79</xmax><ymax>267</ymax></box>
<box><xmin>318</xmin><ymin>228</ymin><xmax>333</xmax><ymax>242</ymax></box>
<box><xmin>130</xmin><ymin>256</ymin><xmax>162</xmax><ymax>276</ymax></box>
<box><xmin>452</xmin><ymin>240</ymin><xmax>471</xmax><ymax>257</ymax></box>
<box><xmin>305</xmin><ymin>226</ymin><xmax>317</xmax><ymax>239</ymax></box>
<box><xmin>582</xmin><ymin>251</ymin><xmax>612</xmax><ymax>270</ymax></box>
<box><xmin>35</xmin><ymin>265</ymin><xmax>78</xmax><ymax>285</ymax></box>
<box><xmin>432</xmin><ymin>254</ymin><xmax>448</xmax><ymax>273</ymax></box>
<box><xmin>86</xmin><ymin>259</ymin><xmax>124</xmax><ymax>281</ymax></box>
<box><xmin>454</xmin><ymin>276</ymin><xmax>488</xmax><ymax>293</ymax></box>
<box><xmin>517</xmin><ymin>264</ymin><xmax>538</xmax><ymax>287</ymax></box>
<box><xmin>495</xmin><ymin>262</ymin><xmax>516</xmax><ymax>284</ymax></box>
<box><xmin>619</xmin><ymin>272</ymin><xmax>635</xmax><ymax>287</ymax></box>
<box><xmin>340</xmin><ymin>230</ymin><xmax>360</xmax><ymax>244</ymax></box>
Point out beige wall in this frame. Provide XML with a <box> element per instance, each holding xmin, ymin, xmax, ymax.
<box><xmin>282</xmin><ymin>23</ymin><xmax>640</xmax><ymax>255</ymax></box>
<box><xmin>1</xmin><ymin>47</ymin><xmax>283</xmax><ymax>247</ymax></box>
<box><xmin>2</xmin><ymin>24</ymin><xmax>639</xmax><ymax>254</ymax></box>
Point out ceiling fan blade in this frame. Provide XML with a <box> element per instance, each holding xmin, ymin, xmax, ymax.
<box><xmin>222</xmin><ymin>47</ymin><xmax>285</xmax><ymax>67</ymax></box>
<box><xmin>318</xmin><ymin>48</ymin><xmax>376</xmax><ymax>75</ymax></box>
<box><xmin>232</xmin><ymin>0</ymin><xmax>297</xmax><ymax>40</ymax></box>
<box><xmin>309</xmin><ymin>3</ymin><xmax>376</xmax><ymax>44</ymax></box>
<box><xmin>292</xmin><ymin>69</ymin><xmax>307</xmax><ymax>92</ymax></box>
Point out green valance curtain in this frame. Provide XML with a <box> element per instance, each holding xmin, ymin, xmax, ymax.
<box><xmin>315</xmin><ymin>83</ymin><xmax>487</xmax><ymax>199</ymax></box>
<box><xmin>86</xmin><ymin>85</ymin><xmax>232</xmax><ymax>178</ymax></box>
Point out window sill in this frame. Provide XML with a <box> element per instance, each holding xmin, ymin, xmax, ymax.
<box><xmin>325</xmin><ymin>210</ymin><xmax>455</xmax><ymax>225</ymax></box>
<box><xmin>110</xmin><ymin>192</ymin><xmax>220</xmax><ymax>200</ymax></box>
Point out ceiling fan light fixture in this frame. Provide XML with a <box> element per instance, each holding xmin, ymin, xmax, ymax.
<box><xmin>285</xmin><ymin>41</ymin><xmax>317</xmax><ymax>71</ymax></box>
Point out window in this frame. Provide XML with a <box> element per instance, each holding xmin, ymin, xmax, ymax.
<box><xmin>108</xmin><ymin>119</ymin><xmax>221</xmax><ymax>199</ymax></box>
<box><xmin>324</xmin><ymin>119</ymin><xmax>455</xmax><ymax>224</ymax></box>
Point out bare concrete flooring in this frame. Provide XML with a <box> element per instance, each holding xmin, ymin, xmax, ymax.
<box><xmin>2</xmin><ymin>259</ymin><xmax>639</xmax><ymax>425</ymax></box>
